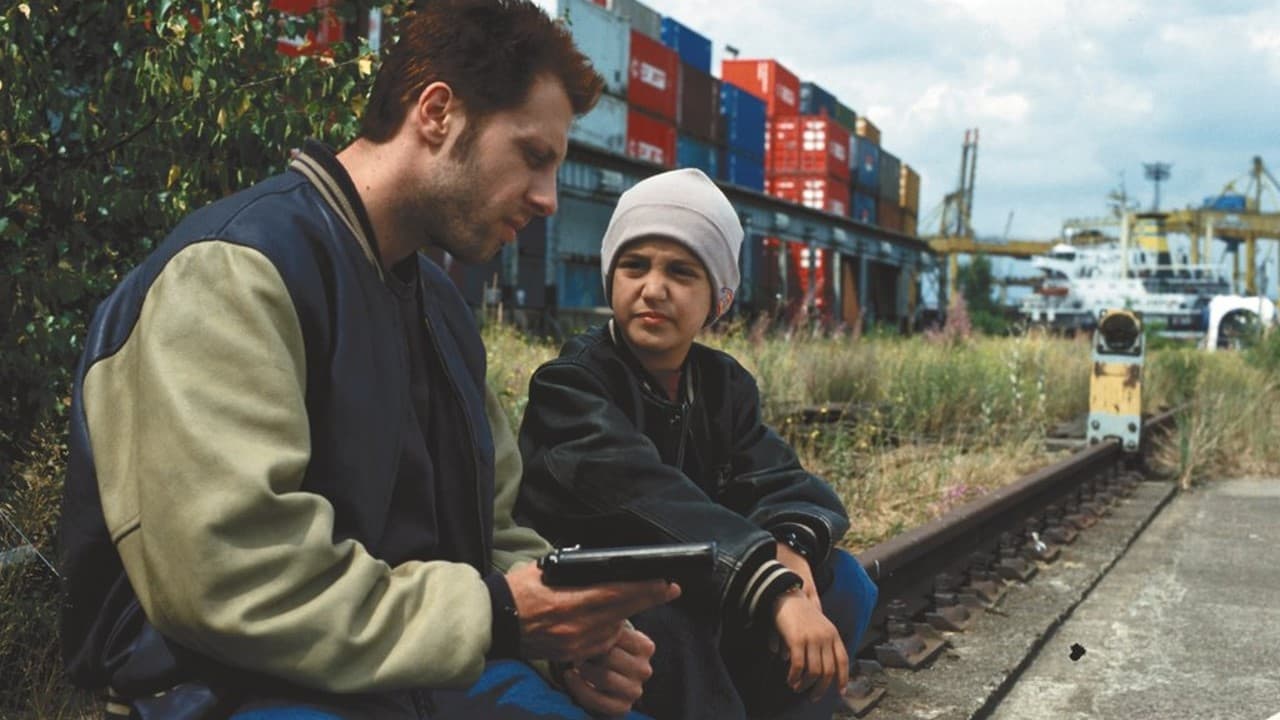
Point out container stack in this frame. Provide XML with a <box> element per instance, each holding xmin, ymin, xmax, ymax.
<box><xmin>850</xmin><ymin>116</ymin><xmax>880</xmax><ymax>226</ymax></box>
<box><xmin>663</xmin><ymin>17</ymin><xmax>719</xmax><ymax>179</ymax></box>
<box><xmin>900</xmin><ymin>164</ymin><xmax>921</xmax><ymax>236</ymax></box>
<box><xmin>718</xmin><ymin>83</ymin><xmax>767</xmax><ymax>191</ymax></box>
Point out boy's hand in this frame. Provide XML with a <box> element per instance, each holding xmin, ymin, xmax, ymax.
<box><xmin>771</xmin><ymin>592</ymin><xmax>849</xmax><ymax>702</ymax></box>
<box><xmin>775</xmin><ymin>541</ymin><xmax>819</xmax><ymax>604</ymax></box>
<box><xmin>562</xmin><ymin>627</ymin><xmax>657</xmax><ymax>716</ymax></box>
<box><xmin>506</xmin><ymin>562</ymin><xmax>680</xmax><ymax>662</ymax></box>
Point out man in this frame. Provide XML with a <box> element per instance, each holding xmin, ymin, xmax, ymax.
<box><xmin>59</xmin><ymin>2</ymin><xmax>676</xmax><ymax>717</ymax></box>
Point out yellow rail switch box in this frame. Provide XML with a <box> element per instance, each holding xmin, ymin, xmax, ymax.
<box><xmin>1088</xmin><ymin>309</ymin><xmax>1144</xmax><ymax>452</ymax></box>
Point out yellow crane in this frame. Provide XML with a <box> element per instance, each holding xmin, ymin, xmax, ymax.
<box><xmin>1160</xmin><ymin>157</ymin><xmax>1280</xmax><ymax>295</ymax></box>
<box><xmin>922</xmin><ymin>129</ymin><xmax>1058</xmax><ymax>302</ymax></box>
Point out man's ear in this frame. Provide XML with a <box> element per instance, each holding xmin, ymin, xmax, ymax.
<box><xmin>412</xmin><ymin>81</ymin><xmax>461</xmax><ymax>148</ymax></box>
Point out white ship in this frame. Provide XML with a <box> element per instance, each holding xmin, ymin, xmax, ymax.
<box><xmin>1018</xmin><ymin>215</ymin><xmax>1277</xmax><ymax>348</ymax></box>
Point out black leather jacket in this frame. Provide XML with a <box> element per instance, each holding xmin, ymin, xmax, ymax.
<box><xmin>517</xmin><ymin>323</ymin><xmax>850</xmax><ymax>624</ymax></box>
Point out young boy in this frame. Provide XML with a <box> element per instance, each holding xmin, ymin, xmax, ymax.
<box><xmin>516</xmin><ymin>168</ymin><xmax>878</xmax><ymax>719</ymax></box>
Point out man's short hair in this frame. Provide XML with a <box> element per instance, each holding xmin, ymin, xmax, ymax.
<box><xmin>360</xmin><ymin>0</ymin><xmax>604</xmax><ymax>142</ymax></box>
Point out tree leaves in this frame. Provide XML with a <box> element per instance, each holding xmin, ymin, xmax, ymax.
<box><xmin>1</xmin><ymin>0</ymin><xmax>411</xmax><ymax>475</ymax></box>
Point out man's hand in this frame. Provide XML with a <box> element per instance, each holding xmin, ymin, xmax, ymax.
<box><xmin>772</xmin><ymin>592</ymin><xmax>848</xmax><ymax>702</ymax></box>
<box><xmin>505</xmin><ymin>562</ymin><xmax>680</xmax><ymax>663</ymax></box>
<box><xmin>562</xmin><ymin>627</ymin><xmax>656</xmax><ymax>717</ymax></box>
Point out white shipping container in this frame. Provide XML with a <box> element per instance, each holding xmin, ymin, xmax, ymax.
<box><xmin>608</xmin><ymin>0</ymin><xmax>662</xmax><ymax>41</ymax></box>
<box><xmin>569</xmin><ymin>93</ymin><xmax>628</xmax><ymax>156</ymax></box>
<box><xmin>558</xmin><ymin>0</ymin><xmax>630</xmax><ymax>98</ymax></box>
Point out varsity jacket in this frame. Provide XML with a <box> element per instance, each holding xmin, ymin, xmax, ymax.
<box><xmin>58</xmin><ymin>142</ymin><xmax>550</xmax><ymax>712</ymax></box>
<box><xmin>516</xmin><ymin>323</ymin><xmax>851</xmax><ymax>626</ymax></box>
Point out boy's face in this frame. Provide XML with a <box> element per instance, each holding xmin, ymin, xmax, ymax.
<box><xmin>610</xmin><ymin>237</ymin><xmax>713</xmax><ymax>373</ymax></box>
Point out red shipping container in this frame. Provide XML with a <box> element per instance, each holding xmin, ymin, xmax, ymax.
<box><xmin>272</xmin><ymin>0</ymin><xmax>344</xmax><ymax>56</ymax></box>
<box><xmin>767</xmin><ymin>116</ymin><xmax>850</xmax><ymax>183</ymax></box>
<box><xmin>628</xmin><ymin>31</ymin><xmax>679</xmax><ymax>122</ymax></box>
<box><xmin>721</xmin><ymin>59</ymin><xmax>800</xmax><ymax>118</ymax></box>
<box><xmin>787</xmin><ymin>243</ymin><xmax>831</xmax><ymax>316</ymax></box>
<box><xmin>767</xmin><ymin>175</ymin><xmax>850</xmax><ymax>217</ymax></box>
<box><xmin>627</xmin><ymin>108</ymin><xmax>677</xmax><ymax>168</ymax></box>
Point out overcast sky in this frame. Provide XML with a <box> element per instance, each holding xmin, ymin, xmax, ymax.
<box><xmin>536</xmin><ymin>0</ymin><xmax>1280</xmax><ymax>294</ymax></box>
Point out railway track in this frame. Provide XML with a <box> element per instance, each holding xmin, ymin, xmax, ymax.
<box><xmin>840</xmin><ymin>407</ymin><xmax>1182</xmax><ymax>717</ymax></box>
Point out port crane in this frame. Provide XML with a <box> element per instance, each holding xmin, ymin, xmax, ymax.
<box><xmin>923</xmin><ymin>129</ymin><xmax>1057</xmax><ymax>304</ymax></box>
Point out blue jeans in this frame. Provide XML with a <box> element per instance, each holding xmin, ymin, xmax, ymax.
<box><xmin>229</xmin><ymin>661</ymin><xmax>652</xmax><ymax>719</ymax></box>
<box><xmin>629</xmin><ymin>549</ymin><xmax>878</xmax><ymax>720</ymax></box>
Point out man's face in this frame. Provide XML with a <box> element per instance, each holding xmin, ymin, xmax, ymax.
<box><xmin>610</xmin><ymin>237</ymin><xmax>713</xmax><ymax>373</ymax></box>
<box><xmin>428</xmin><ymin>74</ymin><xmax>572</xmax><ymax>264</ymax></box>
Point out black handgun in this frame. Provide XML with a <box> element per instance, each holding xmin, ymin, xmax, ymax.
<box><xmin>538</xmin><ymin>541</ymin><xmax>717</xmax><ymax>587</ymax></box>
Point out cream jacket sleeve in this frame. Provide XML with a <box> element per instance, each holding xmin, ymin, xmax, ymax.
<box><xmin>83</xmin><ymin>241</ymin><xmax>494</xmax><ymax>693</ymax></box>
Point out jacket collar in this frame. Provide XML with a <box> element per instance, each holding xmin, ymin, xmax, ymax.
<box><xmin>606</xmin><ymin>319</ymin><xmax>696</xmax><ymax>406</ymax></box>
<box><xmin>289</xmin><ymin>140</ymin><xmax>385</xmax><ymax>281</ymax></box>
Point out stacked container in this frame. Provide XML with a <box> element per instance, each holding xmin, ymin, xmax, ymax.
<box><xmin>660</xmin><ymin>16</ymin><xmax>712</xmax><ymax>73</ymax></box>
<box><xmin>799</xmin><ymin>82</ymin><xmax>838</xmax><ymax>119</ymax></box>
<box><xmin>719</xmin><ymin>83</ymin><xmax>767</xmax><ymax>191</ymax></box>
<box><xmin>850</xmin><ymin>115</ymin><xmax>881</xmax><ymax>227</ymax></box>
<box><xmin>626</xmin><ymin>29</ymin><xmax>679</xmax><ymax>167</ymax></box>
<box><xmin>721</xmin><ymin>59</ymin><xmax>801</xmax><ymax>121</ymax></box>
<box><xmin>765</xmin><ymin>117</ymin><xmax>850</xmax><ymax>215</ymax></box>
<box><xmin>899</xmin><ymin>164</ymin><xmax>921</xmax><ymax>236</ymax></box>
<box><xmin>562</xmin><ymin>0</ymin><xmax>630</xmax><ymax>155</ymax></box>
<box><xmin>602</xmin><ymin>0</ymin><xmax>661</xmax><ymax>40</ymax></box>
<box><xmin>877</xmin><ymin>149</ymin><xmax>902</xmax><ymax>232</ymax></box>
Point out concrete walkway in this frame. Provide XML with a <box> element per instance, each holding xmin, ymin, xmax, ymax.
<box><xmin>988</xmin><ymin>477</ymin><xmax>1280</xmax><ymax>720</ymax></box>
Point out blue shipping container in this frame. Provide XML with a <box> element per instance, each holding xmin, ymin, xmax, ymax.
<box><xmin>558</xmin><ymin>260</ymin><xmax>607</xmax><ymax>309</ymax></box>
<box><xmin>660</xmin><ymin>16</ymin><xmax>712</xmax><ymax>73</ymax></box>
<box><xmin>719</xmin><ymin>82</ymin><xmax>767</xmax><ymax>159</ymax></box>
<box><xmin>799</xmin><ymin>82</ymin><xmax>838</xmax><ymax>118</ymax></box>
<box><xmin>677</xmin><ymin>134</ymin><xmax>718</xmax><ymax>178</ymax></box>
<box><xmin>718</xmin><ymin>148</ymin><xmax>765</xmax><ymax>192</ymax></box>
<box><xmin>853</xmin><ymin>136</ymin><xmax>880</xmax><ymax>192</ymax></box>
<box><xmin>852</xmin><ymin>190</ymin><xmax>877</xmax><ymax>225</ymax></box>
<box><xmin>1203</xmin><ymin>193</ymin><xmax>1247</xmax><ymax>211</ymax></box>
<box><xmin>569</xmin><ymin>93</ymin><xmax>627</xmax><ymax>155</ymax></box>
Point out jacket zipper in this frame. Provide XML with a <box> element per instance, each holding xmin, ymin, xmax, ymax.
<box><xmin>420</xmin><ymin>312</ymin><xmax>489</xmax><ymax>565</ymax></box>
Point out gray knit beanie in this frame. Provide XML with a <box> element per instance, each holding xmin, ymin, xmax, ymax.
<box><xmin>600</xmin><ymin>168</ymin><xmax>743</xmax><ymax>323</ymax></box>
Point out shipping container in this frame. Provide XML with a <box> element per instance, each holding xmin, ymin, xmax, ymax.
<box><xmin>659</xmin><ymin>16</ymin><xmax>712</xmax><ymax>73</ymax></box>
<box><xmin>799</xmin><ymin>82</ymin><xmax>838</xmax><ymax>119</ymax></box>
<box><xmin>902</xmin><ymin>213</ymin><xmax>918</xmax><ymax>237</ymax></box>
<box><xmin>719</xmin><ymin>148</ymin><xmax>765</xmax><ymax>191</ymax></box>
<box><xmin>876</xmin><ymin>198</ymin><xmax>903</xmax><ymax>232</ymax></box>
<box><xmin>833</xmin><ymin>101</ymin><xmax>857</xmax><ymax>134</ymax></box>
<box><xmin>606</xmin><ymin>0</ymin><xmax>662</xmax><ymax>40</ymax></box>
<box><xmin>628</xmin><ymin>30</ymin><xmax>678</xmax><ymax>121</ymax></box>
<box><xmin>626</xmin><ymin>107</ymin><xmax>677</xmax><ymax>167</ymax></box>
<box><xmin>719</xmin><ymin>82</ymin><xmax>767</xmax><ymax>158</ymax></box>
<box><xmin>721</xmin><ymin>59</ymin><xmax>800</xmax><ymax>118</ymax></box>
<box><xmin>855</xmin><ymin>116</ymin><xmax>881</xmax><ymax>145</ymax></box>
<box><xmin>768</xmin><ymin>175</ymin><xmax>850</xmax><ymax>217</ymax></box>
<box><xmin>768</xmin><ymin>116</ymin><xmax>850</xmax><ymax>183</ymax></box>
<box><xmin>677</xmin><ymin>62</ymin><xmax>720</xmax><ymax>142</ymax></box>
<box><xmin>852</xmin><ymin>135</ymin><xmax>880</xmax><ymax>191</ymax></box>
<box><xmin>899</xmin><ymin>164</ymin><xmax>921</xmax><ymax>215</ymax></box>
<box><xmin>555</xmin><ymin>195</ymin><xmax>616</xmax><ymax>257</ymax></box>
<box><xmin>1203</xmin><ymin>193</ymin><xmax>1247</xmax><ymax>211</ymax></box>
<box><xmin>786</xmin><ymin>243</ymin><xmax>834</xmax><ymax>320</ymax></box>
<box><xmin>569</xmin><ymin>93</ymin><xmax>627</xmax><ymax>155</ymax></box>
<box><xmin>852</xmin><ymin>189</ymin><xmax>877</xmax><ymax>225</ymax></box>
<box><xmin>677</xmin><ymin>134</ymin><xmax>718</xmax><ymax>177</ymax></box>
<box><xmin>878</xmin><ymin>150</ymin><xmax>901</xmax><ymax>204</ymax></box>
<box><xmin>753</xmin><ymin>237</ymin><xmax>787</xmax><ymax>314</ymax></box>
<box><xmin>558</xmin><ymin>0</ymin><xmax>629</xmax><ymax>97</ymax></box>
<box><xmin>558</xmin><ymin>258</ymin><xmax>608</xmax><ymax>308</ymax></box>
